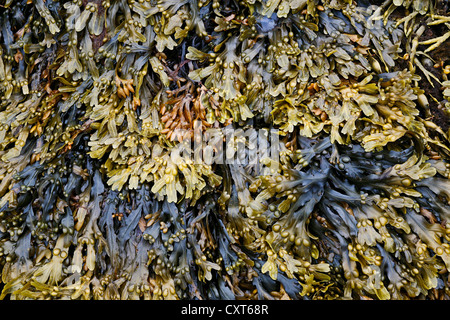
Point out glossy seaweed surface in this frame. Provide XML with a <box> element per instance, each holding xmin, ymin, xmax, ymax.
<box><xmin>0</xmin><ymin>0</ymin><xmax>450</xmax><ymax>300</ymax></box>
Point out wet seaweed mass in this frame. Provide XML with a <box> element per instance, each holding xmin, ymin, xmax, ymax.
<box><xmin>1</xmin><ymin>0</ymin><xmax>450</xmax><ymax>300</ymax></box>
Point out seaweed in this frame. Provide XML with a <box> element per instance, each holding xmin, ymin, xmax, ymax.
<box><xmin>0</xmin><ymin>0</ymin><xmax>449</xmax><ymax>300</ymax></box>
